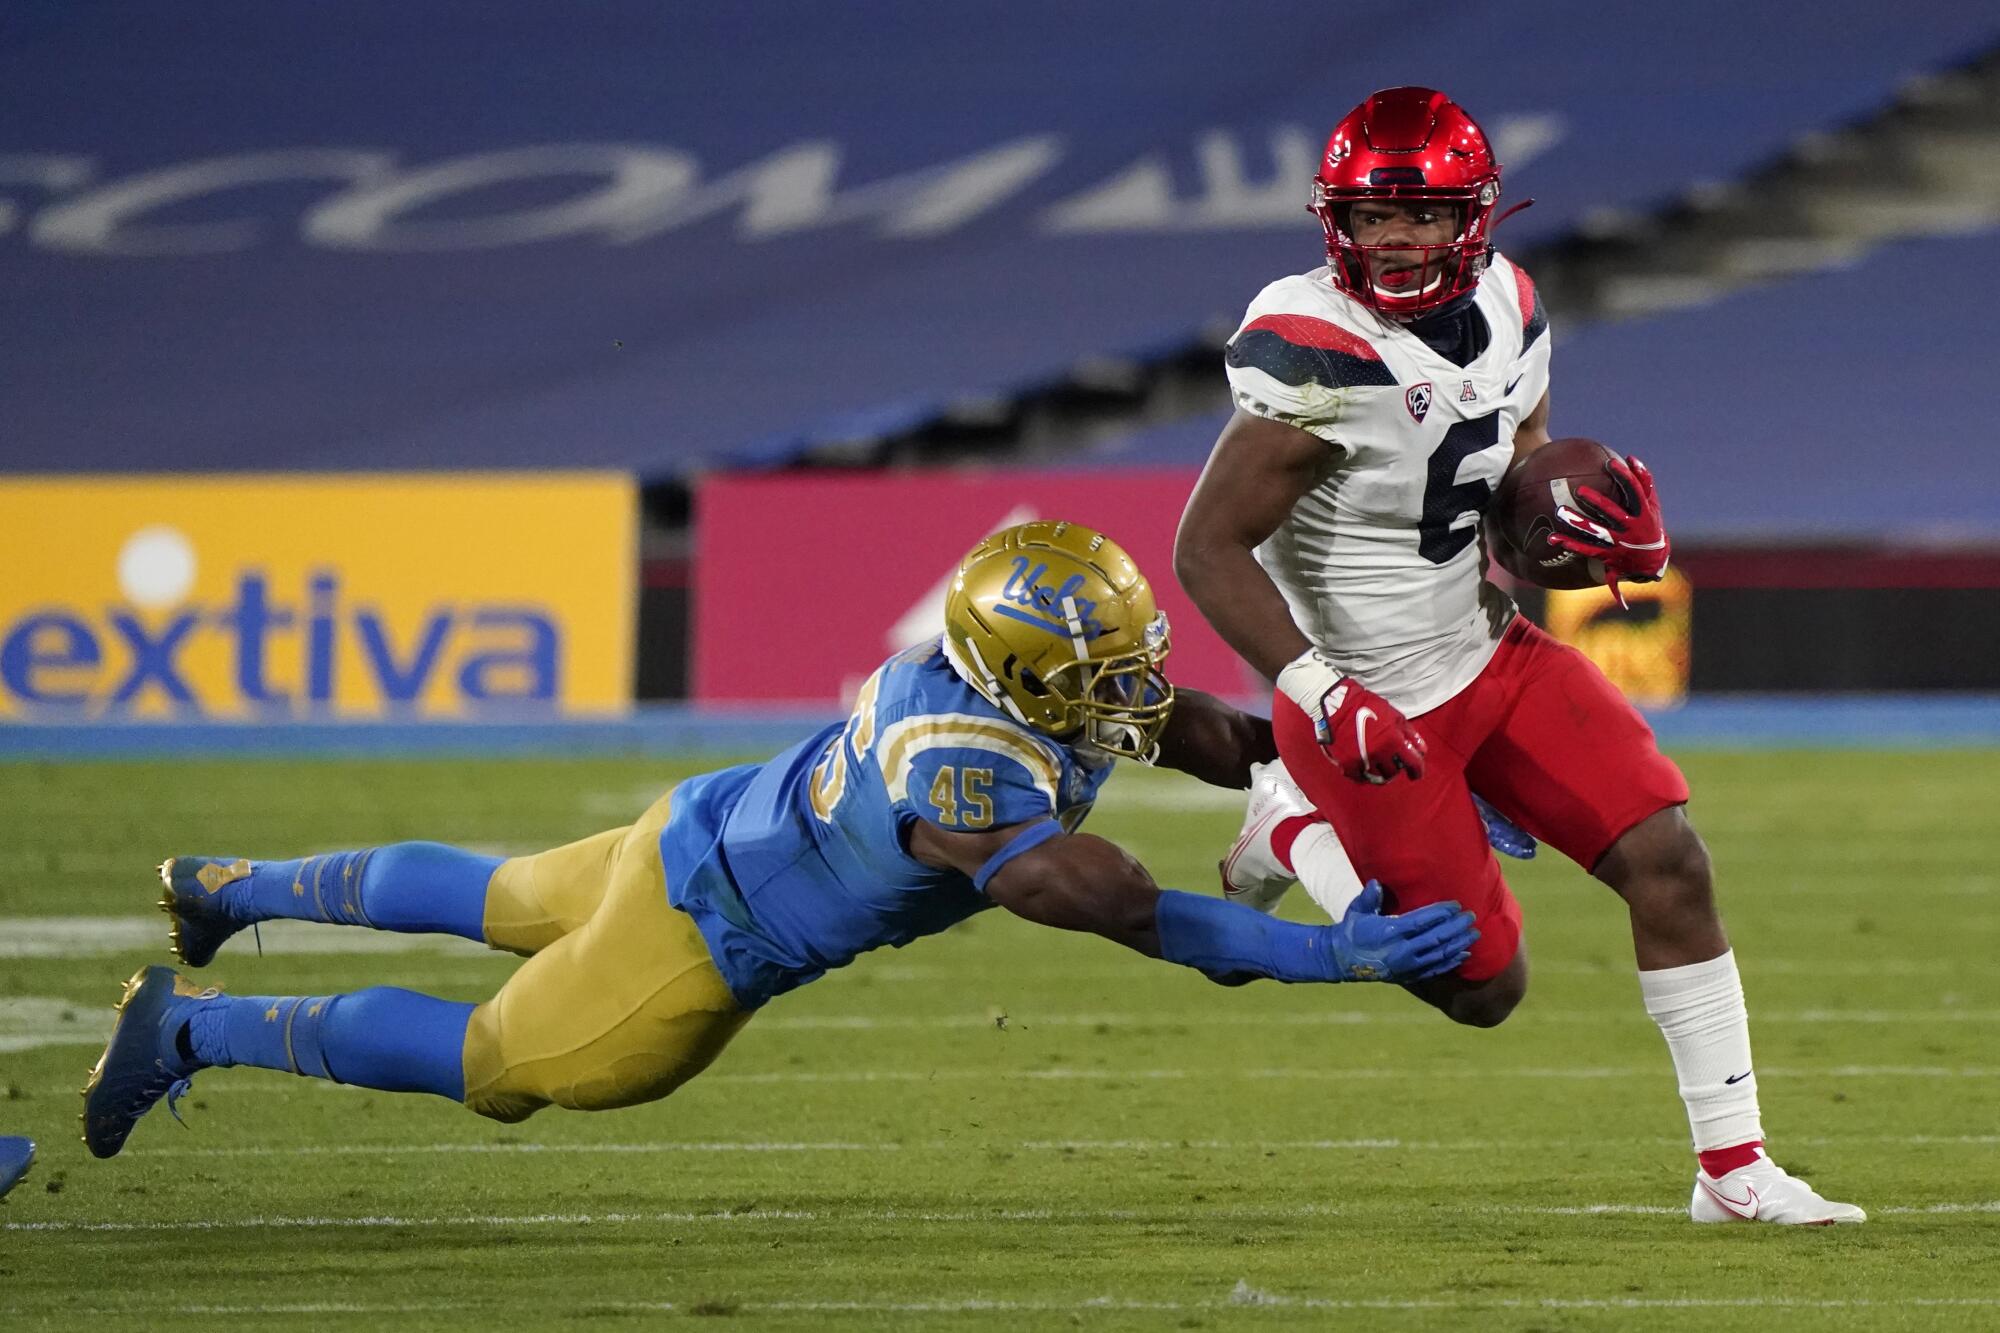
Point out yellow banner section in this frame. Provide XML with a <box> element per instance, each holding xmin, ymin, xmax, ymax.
<box><xmin>0</xmin><ymin>474</ymin><xmax>634</xmax><ymax>721</ymax></box>
<box><xmin>1544</xmin><ymin>569</ymin><xmax>1693</xmax><ymax>709</ymax></box>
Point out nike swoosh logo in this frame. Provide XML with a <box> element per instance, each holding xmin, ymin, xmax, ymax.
<box><xmin>1354</xmin><ymin>708</ymin><xmax>1392</xmax><ymax>785</ymax></box>
<box><xmin>1556</xmin><ymin>504</ymin><xmax>1613</xmax><ymax>546</ymax></box>
<box><xmin>1724</xmin><ymin>1070</ymin><xmax>1753</xmax><ymax>1085</ymax></box>
<box><xmin>1221</xmin><ymin>807</ymin><xmax>1285</xmax><ymax>894</ymax></box>
<box><xmin>1505</xmin><ymin>374</ymin><xmax>1524</xmax><ymax>395</ymax></box>
<box><xmin>1699</xmin><ymin>1178</ymin><xmax>1759</xmax><ymax>1220</ymax></box>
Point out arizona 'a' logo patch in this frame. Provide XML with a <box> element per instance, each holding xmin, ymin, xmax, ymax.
<box><xmin>1405</xmin><ymin>381</ymin><xmax>1432</xmax><ymax>423</ymax></box>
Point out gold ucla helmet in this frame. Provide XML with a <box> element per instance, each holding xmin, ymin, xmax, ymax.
<box><xmin>942</xmin><ymin>520</ymin><xmax>1174</xmax><ymax>758</ymax></box>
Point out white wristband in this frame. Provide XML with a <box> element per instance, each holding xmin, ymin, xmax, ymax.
<box><xmin>1275</xmin><ymin>648</ymin><xmax>1346</xmax><ymax>718</ymax></box>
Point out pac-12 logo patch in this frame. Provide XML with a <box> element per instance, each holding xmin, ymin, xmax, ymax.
<box><xmin>1405</xmin><ymin>381</ymin><xmax>1432</xmax><ymax>423</ymax></box>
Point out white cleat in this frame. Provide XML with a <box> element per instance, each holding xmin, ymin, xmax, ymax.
<box><xmin>1690</xmin><ymin>1152</ymin><xmax>1866</xmax><ymax>1225</ymax></box>
<box><xmin>1219</xmin><ymin>760</ymin><xmax>1314</xmax><ymax>914</ymax></box>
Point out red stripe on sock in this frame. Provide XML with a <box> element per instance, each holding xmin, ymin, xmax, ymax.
<box><xmin>1269</xmin><ymin>816</ymin><xmax>1320</xmax><ymax>873</ymax></box>
<box><xmin>1698</xmin><ymin>1140</ymin><xmax>1763</xmax><ymax>1177</ymax></box>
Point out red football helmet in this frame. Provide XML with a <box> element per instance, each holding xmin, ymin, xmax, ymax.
<box><xmin>1311</xmin><ymin>87</ymin><xmax>1511</xmax><ymax>319</ymax></box>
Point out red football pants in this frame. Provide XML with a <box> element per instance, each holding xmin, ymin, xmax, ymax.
<box><xmin>1273</xmin><ymin>617</ymin><xmax>1690</xmax><ymax>980</ymax></box>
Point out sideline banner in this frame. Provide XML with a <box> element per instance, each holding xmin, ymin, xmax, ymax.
<box><xmin>694</xmin><ymin>469</ymin><xmax>1265</xmax><ymax>704</ymax></box>
<box><xmin>0</xmin><ymin>474</ymin><xmax>635</xmax><ymax>721</ymax></box>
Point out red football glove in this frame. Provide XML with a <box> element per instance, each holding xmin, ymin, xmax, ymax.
<box><xmin>1547</xmin><ymin>454</ymin><xmax>1670</xmax><ymax>609</ymax></box>
<box><xmin>1275</xmin><ymin>650</ymin><xmax>1426</xmax><ymax>785</ymax></box>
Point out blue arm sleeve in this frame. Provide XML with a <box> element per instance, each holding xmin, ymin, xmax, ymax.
<box><xmin>972</xmin><ymin>818</ymin><xmax>1064</xmax><ymax>893</ymax></box>
<box><xmin>1155</xmin><ymin>889</ymin><xmax>1338</xmax><ymax>985</ymax></box>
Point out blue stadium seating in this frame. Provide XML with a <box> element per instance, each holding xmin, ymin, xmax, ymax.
<box><xmin>1548</xmin><ymin>232</ymin><xmax>1999</xmax><ymax>539</ymax></box>
<box><xmin>2</xmin><ymin>2</ymin><xmax>1992</xmax><ymax>484</ymax></box>
<box><xmin>1075</xmin><ymin>232</ymin><xmax>2000</xmax><ymax>538</ymax></box>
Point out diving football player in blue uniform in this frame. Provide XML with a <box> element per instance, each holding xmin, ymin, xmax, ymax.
<box><xmin>83</xmin><ymin>522</ymin><xmax>1476</xmax><ymax>1156</ymax></box>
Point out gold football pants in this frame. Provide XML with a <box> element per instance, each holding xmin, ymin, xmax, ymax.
<box><xmin>461</xmin><ymin>791</ymin><xmax>750</xmax><ymax>1122</ymax></box>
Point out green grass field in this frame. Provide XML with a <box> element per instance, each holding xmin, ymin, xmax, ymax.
<box><xmin>2</xmin><ymin>750</ymin><xmax>1997</xmax><ymax>1330</ymax></box>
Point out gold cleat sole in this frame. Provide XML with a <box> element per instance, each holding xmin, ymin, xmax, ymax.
<box><xmin>78</xmin><ymin>966</ymin><xmax>154</xmax><ymax>1108</ymax></box>
<box><xmin>157</xmin><ymin>873</ymin><xmax>185</xmax><ymax>965</ymax></box>
<box><xmin>156</xmin><ymin>856</ymin><xmax>252</xmax><ymax>966</ymax></box>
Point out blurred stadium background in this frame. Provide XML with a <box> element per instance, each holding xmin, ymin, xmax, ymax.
<box><xmin>4</xmin><ymin>1</ymin><xmax>1998</xmax><ymax>736</ymax></box>
<box><xmin>3</xmin><ymin>3</ymin><xmax>1999</xmax><ymax>1324</ymax></box>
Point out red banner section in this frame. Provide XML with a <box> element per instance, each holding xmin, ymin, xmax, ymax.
<box><xmin>694</xmin><ymin>469</ymin><xmax>1265</xmax><ymax>704</ymax></box>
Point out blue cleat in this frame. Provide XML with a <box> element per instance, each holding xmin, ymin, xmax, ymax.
<box><xmin>80</xmin><ymin>965</ymin><xmax>216</xmax><ymax>1159</ymax></box>
<box><xmin>158</xmin><ymin>856</ymin><xmax>256</xmax><ymax>967</ymax></box>
<box><xmin>1473</xmin><ymin>794</ymin><xmax>1537</xmax><ymax>860</ymax></box>
<box><xmin>0</xmin><ymin>1136</ymin><xmax>34</xmax><ymax>1198</ymax></box>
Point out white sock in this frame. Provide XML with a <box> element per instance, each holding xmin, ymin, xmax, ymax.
<box><xmin>1638</xmin><ymin>950</ymin><xmax>1764</xmax><ymax>1152</ymax></box>
<box><xmin>1290</xmin><ymin>820</ymin><xmax>1366</xmax><ymax>921</ymax></box>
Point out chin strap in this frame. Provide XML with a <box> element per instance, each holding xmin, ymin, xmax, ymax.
<box><xmin>1490</xmin><ymin>197</ymin><xmax>1536</xmax><ymax>236</ymax></box>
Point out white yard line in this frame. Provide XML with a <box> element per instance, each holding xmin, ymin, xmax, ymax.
<box><xmin>755</xmin><ymin>1008</ymin><xmax>2000</xmax><ymax>1030</ymax></box>
<box><xmin>115</xmin><ymin>1133</ymin><xmax>2000</xmax><ymax>1161</ymax></box>
<box><xmin>9</xmin><ymin>1295</ymin><xmax>2000</xmax><ymax>1318</ymax></box>
<box><xmin>859</xmin><ymin>958</ymin><xmax>1968</xmax><ymax>979</ymax></box>
<box><xmin>707</xmin><ymin>1063</ymin><xmax>2000</xmax><ymax>1084</ymax></box>
<box><xmin>0</xmin><ymin>916</ymin><xmax>493</xmax><ymax>959</ymax></box>
<box><xmin>41</xmin><ymin>1061</ymin><xmax>1999</xmax><ymax>1098</ymax></box>
<box><xmin>13</xmin><ymin>1005</ymin><xmax>1996</xmax><ymax>1052</ymax></box>
<box><xmin>10</xmin><ymin>1200</ymin><xmax>1996</xmax><ymax>1236</ymax></box>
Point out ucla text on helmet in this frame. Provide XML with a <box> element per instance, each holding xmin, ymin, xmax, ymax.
<box><xmin>942</xmin><ymin>521</ymin><xmax>1173</xmax><ymax>761</ymax></box>
<box><xmin>992</xmin><ymin>557</ymin><xmax>1108</xmax><ymax>646</ymax></box>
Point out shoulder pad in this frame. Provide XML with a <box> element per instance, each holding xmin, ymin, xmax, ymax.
<box><xmin>877</xmin><ymin>712</ymin><xmax>1062</xmax><ymax>827</ymax></box>
<box><xmin>1227</xmin><ymin>313</ymin><xmax>1397</xmax><ymax>390</ymax></box>
<box><xmin>1507</xmin><ymin>260</ymin><xmax>1548</xmax><ymax>346</ymax></box>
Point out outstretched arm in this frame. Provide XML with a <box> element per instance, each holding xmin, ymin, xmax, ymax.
<box><xmin>1151</xmin><ymin>687</ymin><xmax>1277</xmax><ymax>790</ymax></box>
<box><xmin>970</xmin><ymin>828</ymin><xmax>1165</xmax><ymax>953</ymax></box>
<box><xmin>906</xmin><ymin>819</ymin><xmax>1476</xmax><ymax>985</ymax></box>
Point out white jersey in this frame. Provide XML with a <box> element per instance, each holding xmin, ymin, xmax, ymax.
<box><xmin>1222</xmin><ymin>255</ymin><xmax>1552</xmax><ymax>716</ymax></box>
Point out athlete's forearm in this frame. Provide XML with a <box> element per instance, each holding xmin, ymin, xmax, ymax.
<box><xmin>1173</xmin><ymin>538</ymin><xmax>1311</xmax><ymax>681</ymax></box>
<box><xmin>993</xmin><ymin>841</ymin><xmax>1475</xmax><ymax>985</ymax></box>
<box><xmin>1155</xmin><ymin>889</ymin><xmax>1336</xmax><ymax>984</ymax></box>
<box><xmin>985</xmin><ymin>835</ymin><xmax>1165</xmax><ymax>956</ymax></box>
<box><xmin>1152</xmin><ymin>689</ymin><xmax>1277</xmax><ymax>789</ymax></box>
<box><xmin>1158</xmin><ymin>887</ymin><xmax>1477</xmax><ymax>986</ymax></box>
<box><xmin>1001</xmin><ymin>872</ymin><xmax>1331</xmax><ymax>979</ymax></box>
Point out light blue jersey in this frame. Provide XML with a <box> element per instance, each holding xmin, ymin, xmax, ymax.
<box><xmin>660</xmin><ymin>641</ymin><xmax>1116</xmax><ymax>1008</ymax></box>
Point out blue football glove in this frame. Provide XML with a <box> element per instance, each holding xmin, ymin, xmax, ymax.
<box><xmin>1322</xmin><ymin>880</ymin><xmax>1478</xmax><ymax>982</ymax></box>
<box><xmin>1474</xmin><ymin>794</ymin><xmax>1537</xmax><ymax>860</ymax></box>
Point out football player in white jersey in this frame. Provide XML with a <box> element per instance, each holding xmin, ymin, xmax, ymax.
<box><xmin>1175</xmin><ymin>87</ymin><xmax>1862</xmax><ymax>1225</ymax></box>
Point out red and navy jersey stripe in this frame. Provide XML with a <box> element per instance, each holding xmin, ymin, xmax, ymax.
<box><xmin>1513</xmin><ymin>266</ymin><xmax>1548</xmax><ymax>346</ymax></box>
<box><xmin>1226</xmin><ymin>314</ymin><xmax>1397</xmax><ymax>389</ymax></box>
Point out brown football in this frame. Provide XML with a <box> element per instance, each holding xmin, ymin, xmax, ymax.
<box><xmin>1488</xmin><ymin>436</ymin><xmax>1628</xmax><ymax>590</ymax></box>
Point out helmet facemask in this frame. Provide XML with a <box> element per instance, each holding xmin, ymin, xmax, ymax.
<box><xmin>1037</xmin><ymin>610</ymin><xmax>1174</xmax><ymax>759</ymax></box>
<box><xmin>1314</xmin><ymin>183</ymin><xmax>1496</xmax><ymax>319</ymax></box>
